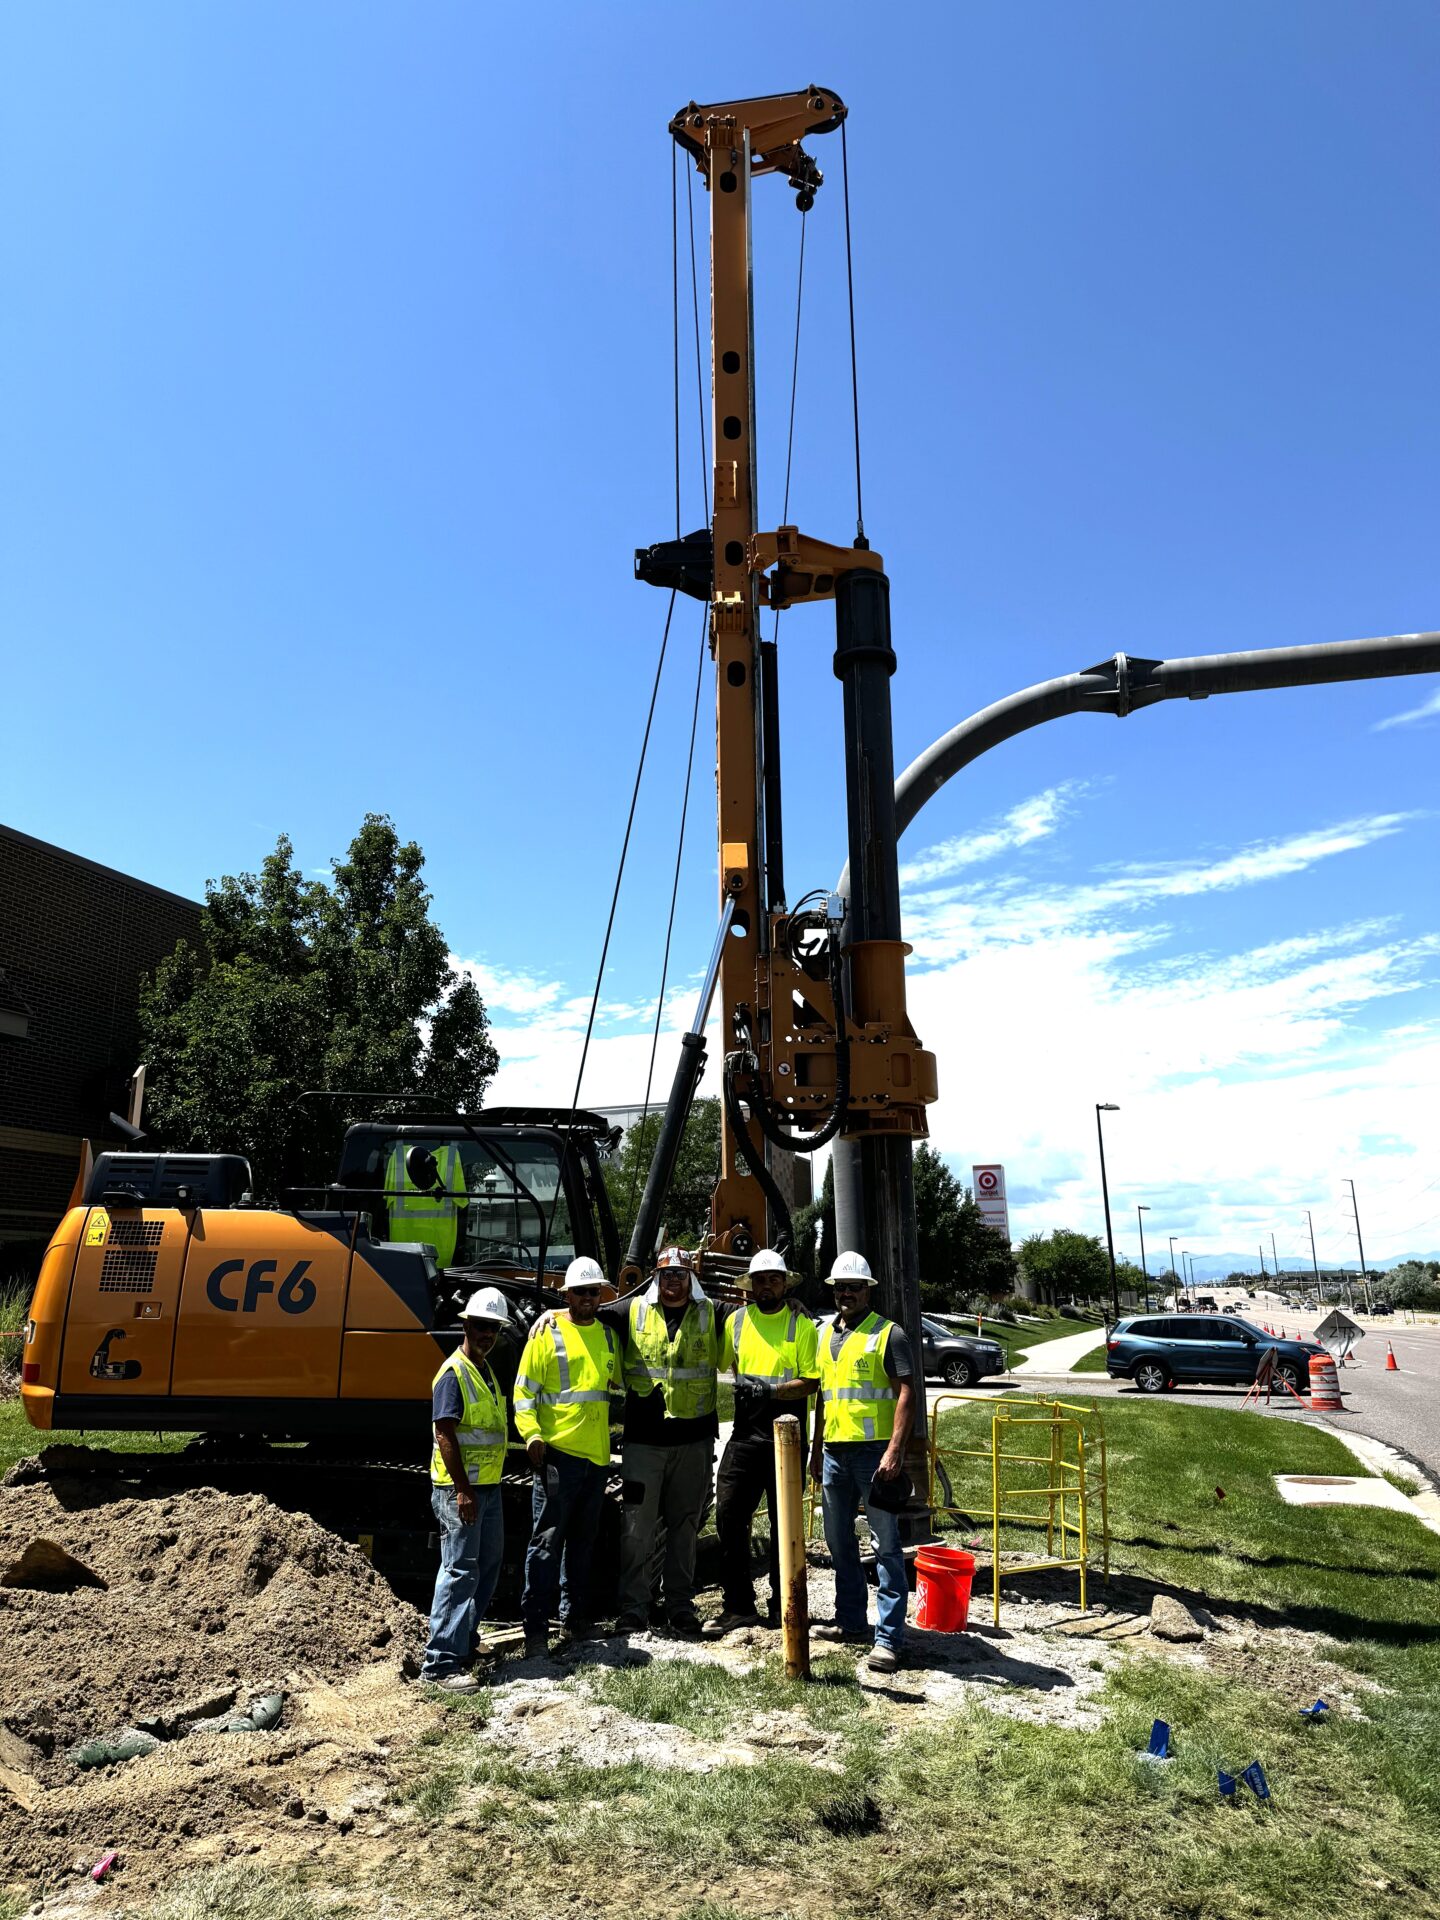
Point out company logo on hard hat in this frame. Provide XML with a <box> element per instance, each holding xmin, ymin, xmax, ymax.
<box><xmin>563</xmin><ymin>1256</ymin><xmax>606</xmax><ymax>1291</ymax></box>
<box><xmin>655</xmin><ymin>1245</ymin><xmax>695</xmax><ymax>1272</ymax></box>
<box><xmin>461</xmin><ymin>1286</ymin><xmax>511</xmax><ymax>1325</ymax></box>
<box><xmin>826</xmin><ymin>1250</ymin><xmax>872</xmax><ymax>1285</ymax></box>
<box><xmin>747</xmin><ymin>1248</ymin><xmax>787</xmax><ymax>1276</ymax></box>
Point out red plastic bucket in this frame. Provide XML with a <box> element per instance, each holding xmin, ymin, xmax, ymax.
<box><xmin>914</xmin><ymin>1546</ymin><xmax>976</xmax><ymax>1632</ymax></box>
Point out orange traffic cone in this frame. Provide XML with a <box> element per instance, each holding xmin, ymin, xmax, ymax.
<box><xmin>1385</xmin><ymin>1342</ymin><xmax>1399</xmax><ymax>1372</ymax></box>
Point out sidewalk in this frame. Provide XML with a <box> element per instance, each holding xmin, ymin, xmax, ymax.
<box><xmin>1012</xmin><ymin>1324</ymin><xmax>1108</xmax><ymax>1373</ymax></box>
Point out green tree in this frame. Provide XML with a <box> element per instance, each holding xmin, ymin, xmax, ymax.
<box><xmin>1019</xmin><ymin>1228</ymin><xmax>1111</xmax><ymax>1305</ymax></box>
<box><xmin>139</xmin><ymin>816</ymin><xmax>497</xmax><ymax>1200</ymax></box>
<box><xmin>913</xmin><ymin>1144</ymin><xmax>1018</xmax><ymax>1311</ymax></box>
<box><xmin>1376</xmin><ymin>1259</ymin><xmax>1440</xmax><ymax>1309</ymax></box>
<box><xmin>602</xmin><ymin>1098</ymin><xmax>721</xmax><ymax>1253</ymax></box>
<box><xmin>792</xmin><ymin>1156</ymin><xmax>836</xmax><ymax>1292</ymax></box>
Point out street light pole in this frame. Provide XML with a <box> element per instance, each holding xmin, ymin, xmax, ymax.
<box><xmin>1271</xmin><ymin>1231</ymin><xmax>1280</xmax><ymax>1286</ymax></box>
<box><xmin>1168</xmin><ymin>1236</ymin><xmax>1178</xmax><ymax>1304</ymax></box>
<box><xmin>1095</xmin><ymin>1104</ymin><xmax>1120</xmax><ymax>1322</ymax></box>
<box><xmin>1137</xmin><ymin>1205</ymin><xmax>1151</xmax><ymax>1310</ymax></box>
<box><xmin>1182</xmin><ymin>1252</ymin><xmax>1194</xmax><ymax>1302</ymax></box>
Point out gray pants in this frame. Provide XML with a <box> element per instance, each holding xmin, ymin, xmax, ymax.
<box><xmin>618</xmin><ymin>1438</ymin><xmax>714</xmax><ymax>1621</ymax></box>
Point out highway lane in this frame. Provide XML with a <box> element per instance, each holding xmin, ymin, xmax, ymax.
<box><xmin>1020</xmin><ymin>1313</ymin><xmax>1440</xmax><ymax>1481</ymax></box>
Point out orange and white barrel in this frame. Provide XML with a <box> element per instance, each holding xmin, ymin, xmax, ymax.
<box><xmin>1308</xmin><ymin>1353</ymin><xmax>1344</xmax><ymax>1410</ymax></box>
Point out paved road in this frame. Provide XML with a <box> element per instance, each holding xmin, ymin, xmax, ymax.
<box><xmin>1021</xmin><ymin>1314</ymin><xmax>1440</xmax><ymax>1481</ymax></box>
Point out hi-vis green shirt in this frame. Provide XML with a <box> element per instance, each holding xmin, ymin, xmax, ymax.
<box><xmin>514</xmin><ymin>1314</ymin><xmax>623</xmax><ymax>1466</ymax></box>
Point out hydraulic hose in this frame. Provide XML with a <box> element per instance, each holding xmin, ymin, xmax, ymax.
<box><xmin>721</xmin><ymin>1055</ymin><xmax>796</xmax><ymax>1257</ymax></box>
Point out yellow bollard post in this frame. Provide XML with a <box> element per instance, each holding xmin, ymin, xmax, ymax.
<box><xmin>773</xmin><ymin>1414</ymin><xmax>811</xmax><ymax>1682</ymax></box>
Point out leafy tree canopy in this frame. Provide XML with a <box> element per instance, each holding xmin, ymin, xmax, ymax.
<box><xmin>139</xmin><ymin>816</ymin><xmax>497</xmax><ymax>1200</ymax></box>
<box><xmin>602</xmin><ymin>1098</ymin><xmax>721</xmax><ymax>1254</ymax></box>
<box><xmin>913</xmin><ymin>1144</ymin><xmax>1018</xmax><ymax>1312</ymax></box>
<box><xmin>1019</xmin><ymin>1227</ymin><xmax>1112</xmax><ymax>1304</ymax></box>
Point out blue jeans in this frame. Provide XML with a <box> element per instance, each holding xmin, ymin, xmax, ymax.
<box><xmin>821</xmin><ymin>1441</ymin><xmax>908</xmax><ymax>1652</ymax></box>
<box><xmin>521</xmin><ymin>1448</ymin><xmax>609</xmax><ymax>1634</ymax></box>
<box><xmin>423</xmin><ymin>1483</ymin><xmax>504</xmax><ymax>1678</ymax></box>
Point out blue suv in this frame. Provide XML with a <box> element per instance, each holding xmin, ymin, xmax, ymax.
<box><xmin>1105</xmin><ymin>1313</ymin><xmax>1325</xmax><ymax>1396</ymax></box>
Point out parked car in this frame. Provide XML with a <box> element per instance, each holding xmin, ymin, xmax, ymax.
<box><xmin>1104</xmin><ymin>1313</ymin><xmax>1326</xmax><ymax>1396</ymax></box>
<box><xmin>1367</xmin><ymin>1301</ymin><xmax>1395</xmax><ymax>1317</ymax></box>
<box><xmin>920</xmin><ymin>1316</ymin><xmax>1007</xmax><ymax>1388</ymax></box>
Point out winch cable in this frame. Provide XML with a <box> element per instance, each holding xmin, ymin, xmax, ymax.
<box><xmin>625</xmin><ymin>601</ymin><xmax>708</xmax><ymax>1234</ymax></box>
<box><xmin>840</xmin><ymin>119</ymin><xmax>866</xmax><ymax>547</ymax></box>
<box><xmin>551</xmin><ymin>146</ymin><xmax>698</xmax><ymax>1260</ymax></box>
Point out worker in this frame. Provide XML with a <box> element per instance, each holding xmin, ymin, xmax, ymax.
<box><xmin>384</xmin><ymin>1138</ymin><xmax>468</xmax><ymax>1269</ymax></box>
<box><xmin>421</xmin><ymin>1286</ymin><xmax>513</xmax><ymax>1692</ymax></box>
<box><xmin>708</xmin><ymin>1247</ymin><xmax>819</xmax><ymax>1635</ymax></box>
<box><xmin>513</xmin><ymin>1254</ymin><xmax>624</xmax><ymax>1659</ymax></box>
<box><xmin>612</xmin><ymin>1245</ymin><xmax>720</xmax><ymax>1637</ymax></box>
<box><xmin>808</xmin><ymin>1249</ymin><xmax>915</xmax><ymax>1674</ymax></box>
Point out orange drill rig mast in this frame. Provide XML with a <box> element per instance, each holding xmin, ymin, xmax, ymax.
<box><xmin>633</xmin><ymin>85</ymin><xmax>937</xmax><ymax>1366</ymax></box>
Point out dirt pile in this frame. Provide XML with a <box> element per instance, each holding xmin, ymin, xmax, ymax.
<box><xmin>0</xmin><ymin>1453</ymin><xmax>424</xmax><ymax>1886</ymax></box>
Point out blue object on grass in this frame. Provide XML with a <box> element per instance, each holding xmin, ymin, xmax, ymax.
<box><xmin>1299</xmin><ymin>1699</ymin><xmax>1329</xmax><ymax>1719</ymax></box>
<box><xmin>1217</xmin><ymin>1769</ymin><xmax>1238</xmax><ymax>1798</ymax></box>
<box><xmin>1241</xmin><ymin>1761</ymin><xmax>1271</xmax><ymax>1801</ymax></box>
<box><xmin>1146</xmin><ymin>1719</ymin><xmax>1171</xmax><ymax>1760</ymax></box>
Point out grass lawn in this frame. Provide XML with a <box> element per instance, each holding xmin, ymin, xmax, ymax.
<box><xmin>0</xmin><ymin>1394</ymin><xmax>192</xmax><ymax>1477</ymax></box>
<box><xmin>374</xmin><ymin>1398</ymin><xmax>1440</xmax><ymax>1920</ymax></box>
<box><xmin>989</xmin><ymin>1312</ymin><xmax>1103</xmax><ymax>1366</ymax></box>
<box><xmin>1073</xmin><ymin>1343</ymin><xmax>1106</xmax><ymax>1371</ymax></box>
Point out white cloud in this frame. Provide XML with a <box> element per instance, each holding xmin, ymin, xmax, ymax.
<box><xmin>898</xmin><ymin>783</ymin><xmax>1082</xmax><ymax>886</ymax></box>
<box><xmin>454</xmin><ymin>797</ymin><xmax>1439</xmax><ymax>1264</ymax></box>
<box><xmin>1372</xmin><ymin>686</ymin><xmax>1440</xmax><ymax>731</ymax></box>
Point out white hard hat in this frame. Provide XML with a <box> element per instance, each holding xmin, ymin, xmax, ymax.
<box><xmin>827</xmin><ymin>1250</ymin><xmax>873</xmax><ymax>1285</ymax></box>
<box><xmin>563</xmin><ymin>1255</ymin><xmax>606</xmax><ymax>1291</ymax></box>
<box><xmin>461</xmin><ymin>1286</ymin><xmax>510</xmax><ymax>1325</ymax></box>
<box><xmin>748</xmin><ymin>1248</ymin><xmax>788</xmax><ymax>1276</ymax></box>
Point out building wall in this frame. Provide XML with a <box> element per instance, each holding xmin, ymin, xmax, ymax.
<box><xmin>0</xmin><ymin>824</ymin><xmax>202</xmax><ymax>1257</ymax></box>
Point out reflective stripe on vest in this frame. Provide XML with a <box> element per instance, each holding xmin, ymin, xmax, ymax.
<box><xmin>514</xmin><ymin>1317</ymin><xmax>620</xmax><ymax>1465</ymax></box>
<box><xmin>730</xmin><ymin>1304</ymin><xmax>802</xmax><ymax>1389</ymax></box>
<box><xmin>430</xmin><ymin>1347</ymin><xmax>507</xmax><ymax>1488</ymax></box>
<box><xmin>625</xmin><ymin>1296</ymin><xmax>717</xmax><ymax>1418</ymax></box>
<box><xmin>818</xmin><ymin>1312</ymin><xmax>898</xmax><ymax>1444</ymax></box>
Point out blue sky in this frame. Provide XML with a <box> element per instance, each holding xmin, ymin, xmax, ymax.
<box><xmin>3</xmin><ymin>3</ymin><xmax>1437</xmax><ymax>1269</ymax></box>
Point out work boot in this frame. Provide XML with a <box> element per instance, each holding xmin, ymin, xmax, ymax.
<box><xmin>429</xmin><ymin>1671</ymin><xmax>479</xmax><ymax>1693</ymax></box>
<box><xmin>555</xmin><ymin>1617</ymin><xmax>595</xmax><ymax>1647</ymax></box>
<box><xmin>705</xmin><ymin>1608</ymin><xmax>760</xmax><ymax>1637</ymax></box>
<box><xmin>814</xmin><ymin>1622</ymin><xmax>871</xmax><ymax>1646</ymax></box>
<box><xmin>613</xmin><ymin>1611</ymin><xmax>648</xmax><ymax>1635</ymax></box>
<box><xmin>666</xmin><ymin>1610</ymin><xmax>702</xmax><ymax>1638</ymax></box>
<box><xmin>867</xmin><ymin>1644</ymin><xmax>901</xmax><ymax>1674</ymax></box>
<box><xmin>522</xmin><ymin>1630</ymin><xmax>549</xmax><ymax>1660</ymax></box>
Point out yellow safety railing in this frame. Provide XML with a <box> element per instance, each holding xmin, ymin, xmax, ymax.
<box><xmin>927</xmin><ymin>1391</ymin><xmax>1109</xmax><ymax>1623</ymax></box>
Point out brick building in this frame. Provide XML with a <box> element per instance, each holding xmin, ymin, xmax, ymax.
<box><xmin>0</xmin><ymin>824</ymin><xmax>202</xmax><ymax>1264</ymax></box>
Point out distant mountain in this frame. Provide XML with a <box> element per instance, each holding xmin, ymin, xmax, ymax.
<box><xmin>1163</xmin><ymin>1252</ymin><xmax>1439</xmax><ymax>1283</ymax></box>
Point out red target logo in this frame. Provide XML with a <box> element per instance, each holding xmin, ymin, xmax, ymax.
<box><xmin>977</xmin><ymin>1169</ymin><xmax>999</xmax><ymax>1194</ymax></box>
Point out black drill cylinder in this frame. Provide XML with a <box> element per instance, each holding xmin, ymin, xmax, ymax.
<box><xmin>832</xmin><ymin>568</ymin><xmax>928</xmax><ymax>1494</ymax></box>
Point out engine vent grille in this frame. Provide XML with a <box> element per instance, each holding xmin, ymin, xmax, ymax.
<box><xmin>99</xmin><ymin>1249</ymin><xmax>158</xmax><ymax>1294</ymax></box>
<box><xmin>108</xmin><ymin>1220</ymin><xmax>165</xmax><ymax>1248</ymax></box>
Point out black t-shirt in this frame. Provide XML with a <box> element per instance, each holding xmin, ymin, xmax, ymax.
<box><xmin>599</xmin><ymin>1301</ymin><xmax>719</xmax><ymax>1449</ymax></box>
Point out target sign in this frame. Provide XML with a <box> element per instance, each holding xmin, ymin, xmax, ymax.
<box><xmin>972</xmin><ymin>1164</ymin><xmax>1010</xmax><ymax>1242</ymax></box>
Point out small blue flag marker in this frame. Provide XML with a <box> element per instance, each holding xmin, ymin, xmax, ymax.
<box><xmin>1300</xmin><ymin>1699</ymin><xmax>1329</xmax><ymax>1719</ymax></box>
<box><xmin>1217</xmin><ymin>1769</ymin><xmax>1238</xmax><ymax>1798</ymax></box>
<box><xmin>1146</xmin><ymin>1720</ymin><xmax>1171</xmax><ymax>1760</ymax></box>
<box><xmin>1241</xmin><ymin>1761</ymin><xmax>1271</xmax><ymax>1801</ymax></box>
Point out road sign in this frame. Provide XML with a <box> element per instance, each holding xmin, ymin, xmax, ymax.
<box><xmin>972</xmin><ymin>1164</ymin><xmax>1010</xmax><ymax>1243</ymax></box>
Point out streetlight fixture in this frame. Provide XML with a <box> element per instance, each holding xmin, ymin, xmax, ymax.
<box><xmin>1136</xmin><ymin>1205</ymin><xmax>1151</xmax><ymax>1310</ymax></box>
<box><xmin>1095</xmin><ymin>1104</ymin><xmax>1120</xmax><ymax>1322</ymax></box>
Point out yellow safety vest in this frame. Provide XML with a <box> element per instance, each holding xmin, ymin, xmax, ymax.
<box><xmin>429</xmin><ymin>1347</ymin><xmax>507</xmax><ymax>1488</ymax></box>
<box><xmin>728</xmin><ymin>1302</ymin><xmax>819</xmax><ymax>1390</ymax></box>
<box><xmin>385</xmin><ymin>1141</ymin><xmax>467</xmax><ymax>1268</ymax></box>
<box><xmin>625</xmin><ymin>1294</ymin><xmax>719</xmax><ymax>1419</ymax></box>
<box><xmin>817</xmin><ymin>1311</ymin><xmax>898</xmax><ymax>1444</ymax></box>
<box><xmin>513</xmin><ymin>1315</ymin><xmax>622</xmax><ymax>1466</ymax></box>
